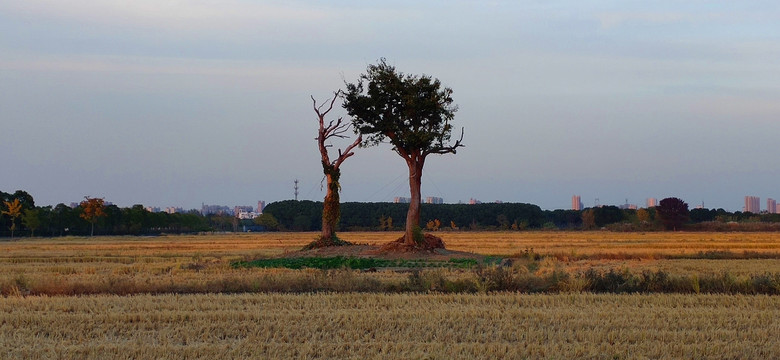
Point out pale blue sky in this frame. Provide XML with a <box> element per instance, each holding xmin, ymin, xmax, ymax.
<box><xmin>2</xmin><ymin>1</ymin><xmax>779</xmax><ymax>211</ymax></box>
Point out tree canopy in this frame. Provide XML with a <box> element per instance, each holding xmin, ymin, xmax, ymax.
<box><xmin>343</xmin><ymin>59</ymin><xmax>463</xmax><ymax>246</ymax></box>
<box><xmin>343</xmin><ymin>59</ymin><xmax>461</xmax><ymax>155</ymax></box>
<box><xmin>656</xmin><ymin>197</ymin><xmax>690</xmax><ymax>231</ymax></box>
<box><xmin>1</xmin><ymin>199</ymin><xmax>22</xmax><ymax>239</ymax></box>
<box><xmin>79</xmin><ymin>197</ymin><xmax>106</xmax><ymax>236</ymax></box>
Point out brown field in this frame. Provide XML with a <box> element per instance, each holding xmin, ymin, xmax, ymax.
<box><xmin>4</xmin><ymin>231</ymin><xmax>779</xmax><ymax>259</ymax></box>
<box><xmin>1</xmin><ymin>232</ymin><xmax>778</xmax><ymax>358</ymax></box>
<box><xmin>1</xmin><ymin>231</ymin><xmax>779</xmax><ymax>296</ymax></box>
<box><xmin>2</xmin><ymin>292</ymin><xmax>778</xmax><ymax>359</ymax></box>
<box><xmin>422</xmin><ymin>231</ymin><xmax>780</xmax><ymax>257</ymax></box>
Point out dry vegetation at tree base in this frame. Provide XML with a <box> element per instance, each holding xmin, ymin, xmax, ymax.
<box><xmin>1</xmin><ymin>293</ymin><xmax>778</xmax><ymax>359</ymax></box>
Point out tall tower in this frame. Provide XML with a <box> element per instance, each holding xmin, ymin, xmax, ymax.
<box><xmin>744</xmin><ymin>196</ymin><xmax>760</xmax><ymax>213</ymax></box>
<box><xmin>571</xmin><ymin>195</ymin><xmax>582</xmax><ymax>211</ymax></box>
<box><xmin>646</xmin><ymin>198</ymin><xmax>657</xmax><ymax>208</ymax></box>
<box><xmin>294</xmin><ymin>179</ymin><xmax>299</xmax><ymax>201</ymax></box>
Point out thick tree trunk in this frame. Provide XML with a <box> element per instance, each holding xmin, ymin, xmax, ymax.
<box><xmin>321</xmin><ymin>171</ymin><xmax>340</xmax><ymax>241</ymax></box>
<box><xmin>404</xmin><ymin>156</ymin><xmax>425</xmax><ymax>245</ymax></box>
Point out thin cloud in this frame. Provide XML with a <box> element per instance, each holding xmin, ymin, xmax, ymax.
<box><xmin>0</xmin><ymin>0</ymin><xmax>409</xmax><ymax>33</ymax></box>
<box><xmin>597</xmin><ymin>11</ymin><xmax>725</xmax><ymax>29</ymax></box>
<box><xmin>0</xmin><ymin>54</ymin><xmax>351</xmax><ymax>94</ymax></box>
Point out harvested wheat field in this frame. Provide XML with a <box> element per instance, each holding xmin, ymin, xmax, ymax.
<box><xmin>1</xmin><ymin>232</ymin><xmax>779</xmax><ymax>359</ymax></box>
<box><xmin>2</xmin><ymin>232</ymin><xmax>779</xmax><ymax>296</ymax></box>
<box><xmin>1</xmin><ymin>292</ymin><xmax>778</xmax><ymax>359</ymax></box>
<box><xmin>4</xmin><ymin>231</ymin><xmax>778</xmax><ymax>259</ymax></box>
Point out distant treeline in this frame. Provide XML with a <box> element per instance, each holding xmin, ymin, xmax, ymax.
<box><xmin>4</xmin><ymin>190</ymin><xmax>780</xmax><ymax>238</ymax></box>
<box><xmin>0</xmin><ymin>190</ymin><xmax>231</xmax><ymax>237</ymax></box>
<box><xmin>262</xmin><ymin>200</ymin><xmax>780</xmax><ymax>232</ymax></box>
<box><xmin>265</xmin><ymin>200</ymin><xmax>554</xmax><ymax>231</ymax></box>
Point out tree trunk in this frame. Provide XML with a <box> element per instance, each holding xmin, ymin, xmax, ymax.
<box><xmin>90</xmin><ymin>222</ymin><xmax>94</xmax><ymax>237</ymax></box>
<box><xmin>404</xmin><ymin>155</ymin><xmax>425</xmax><ymax>245</ymax></box>
<box><xmin>321</xmin><ymin>167</ymin><xmax>340</xmax><ymax>241</ymax></box>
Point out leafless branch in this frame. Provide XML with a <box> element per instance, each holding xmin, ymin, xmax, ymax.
<box><xmin>424</xmin><ymin>127</ymin><xmax>464</xmax><ymax>156</ymax></box>
<box><xmin>314</xmin><ymin>90</ymin><xmax>362</xmax><ymax>170</ymax></box>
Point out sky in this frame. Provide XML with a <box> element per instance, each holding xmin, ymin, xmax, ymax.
<box><xmin>2</xmin><ymin>1</ymin><xmax>779</xmax><ymax>211</ymax></box>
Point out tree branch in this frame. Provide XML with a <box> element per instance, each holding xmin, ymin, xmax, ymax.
<box><xmin>314</xmin><ymin>90</ymin><xmax>362</xmax><ymax>171</ymax></box>
<box><xmin>333</xmin><ymin>133</ymin><xmax>362</xmax><ymax>169</ymax></box>
<box><xmin>424</xmin><ymin>127</ymin><xmax>464</xmax><ymax>156</ymax></box>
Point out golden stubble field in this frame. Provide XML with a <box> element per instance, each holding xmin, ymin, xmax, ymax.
<box><xmin>2</xmin><ymin>293</ymin><xmax>779</xmax><ymax>359</ymax></box>
<box><xmin>1</xmin><ymin>231</ymin><xmax>779</xmax><ymax>359</ymax></box>
<box><xmin>2</xmin><ymin>231</ymin><xmax>779</xmax><ymax>297</ymax></box>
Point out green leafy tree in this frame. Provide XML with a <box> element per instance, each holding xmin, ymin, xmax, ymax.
<box><xmin>51</xmin><ymin>203</ymin><xmax>75</xmax><ymax>236</ymax></box>
<box><xmin>10</xmin><ymin>190</ymin><xmax>35</xmax><ymax>211</ymax></box>
<box><xmin>79</xmin><ymin>197</ymin><xmax>106</xmax><ymax>237</ymax></box>
<box><xmin>591</xmin><ymin>206</ymin><xmax>624</xmax><ymax>227</ymax></box>
<box><xmin>656</xmin><ymin>197</ymin><xmax>690</xmax><ymax>231</ymax></box>
<box><xmin>636</xmin><ymin>208</ymin><xmax>651</xmax><ymax>224</ymax></box>
<box><xmin>379</xmin><ymin>215</ymin><xmax>394</xmax><ymax>231</ymax></box>
<box><xmin>496</xmin><ymin>214</ymin><xmax>510</xmax><ymax>230</ymax></box>
<box><xmin>2</xmin><ymin>199</ymin><xmax>22</xmax><ymax>239</ymax></box>
<box><xmin>581</xmin><ymin>209</ymin><xmax>596</xmax><ymax>230</ymax></box>
<box><xmin>21</xmin><ymin>208</ymin><xmax>41</xmax><ymax>237</ymax></box>
<box><xmin>343</xmin><ymin>59</ymin><xmax>463</xmax><ymax>246</ymax></box>
<box><xmin>253</xmin><ymin>213</ymin><xmax>280</xmax><ymax>231</ymax></box>
<box><xmin>313</xmin><ymin>91</ymin><xmax>361</xmax><ymax>245</ymax></box>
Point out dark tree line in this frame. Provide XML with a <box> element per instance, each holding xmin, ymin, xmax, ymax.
<box><xmin>1</xmin><ymin>190</ymin><xmax>214</xmax><ymax>237</ymax></box>
<box><xmin>6</xmin><ymin>189</ymin><xmax>780</xmax><ymax>238</ymax></box>
<box><xmin>264</xmin><ymin>200</ymin><xmax>572</xmax><ymax>231</ymax></box>
<box><xmin>262</xmin><ymin>200</ymin><xmax>780</xmax><ymax>232</ymax></box>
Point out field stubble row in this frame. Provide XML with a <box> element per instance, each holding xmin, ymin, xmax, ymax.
<box><xmin>3</xmin><ymin>231</ymin><xmax>780</xmax><ymax>257</ymax></box>
<box><xmin>1</xmin><ymin>292</ymin><xmax>778</xmax><ymax>359</ymax></box>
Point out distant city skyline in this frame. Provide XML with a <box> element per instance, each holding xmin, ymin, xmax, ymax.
<box><xmin>3</xmin><ymin>2</ymin><xmax>779</xmax><ymax>213</ymax></box>
<box><xmin>27</xmin><ymin>191</ymin><xmax>779</xmax><ymax>214</ymax></box>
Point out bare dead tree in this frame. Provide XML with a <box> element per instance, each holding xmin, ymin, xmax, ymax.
<box><xmin>313</xmin><ymin>91</ymin><xmax>362</xmax><ymax>245</ymax></box>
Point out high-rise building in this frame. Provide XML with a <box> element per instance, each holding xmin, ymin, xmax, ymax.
<box><xmin>646</xmin><ymin>198</ymin><xmax>657</xmax><ymax>208</ymax></box>
<box><xmin>767</xmin><ymin>198</ymin><xmax>777</xmax><ymax>214</ymax></box>
<box><xmin>571</xmin><ymin>195</ymin><xmax>583</xmax><ymax>211</ymax></box>
<box><xmin>234</xmin><ymin>206</ymin><xmax>254</xmax><ymax>216</ymax></box>
<box><xmin>257</xmin><ymin>201</ymin><xmax>266</xmax><ymax>214</ymax></box>
<box><xmin>468</xmin><ymin>198</ymin><xmax>482</xmax><ymax>205</ymax></box>
<box><xmin>744</xmin><ymin>196</ymin><xmax>760</xmax><ymax>213</ymax></box>
<box><xmin>393</xmin><ymin>197</ymin><xmax>411</xmax><ymax>204</ymax></box>
<box><xmin>425</xmin><ymin>196</ymin><xmax>444</xmax><ymax>204</ymax></box>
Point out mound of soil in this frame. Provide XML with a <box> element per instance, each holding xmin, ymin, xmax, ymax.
<box><xmin>284</xmin><ymin>233</ymin><xmax>479</xmax><ymax>262</ymax></box>
<box><xmin>302</xmin><ymin>236</ymin><xmax>353</xmax><ymax>250</ymax></box>
<box><xmin>379</xmin><ymin>234</ymin><xmax>445</xmax><ymax>253</ymax></box>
